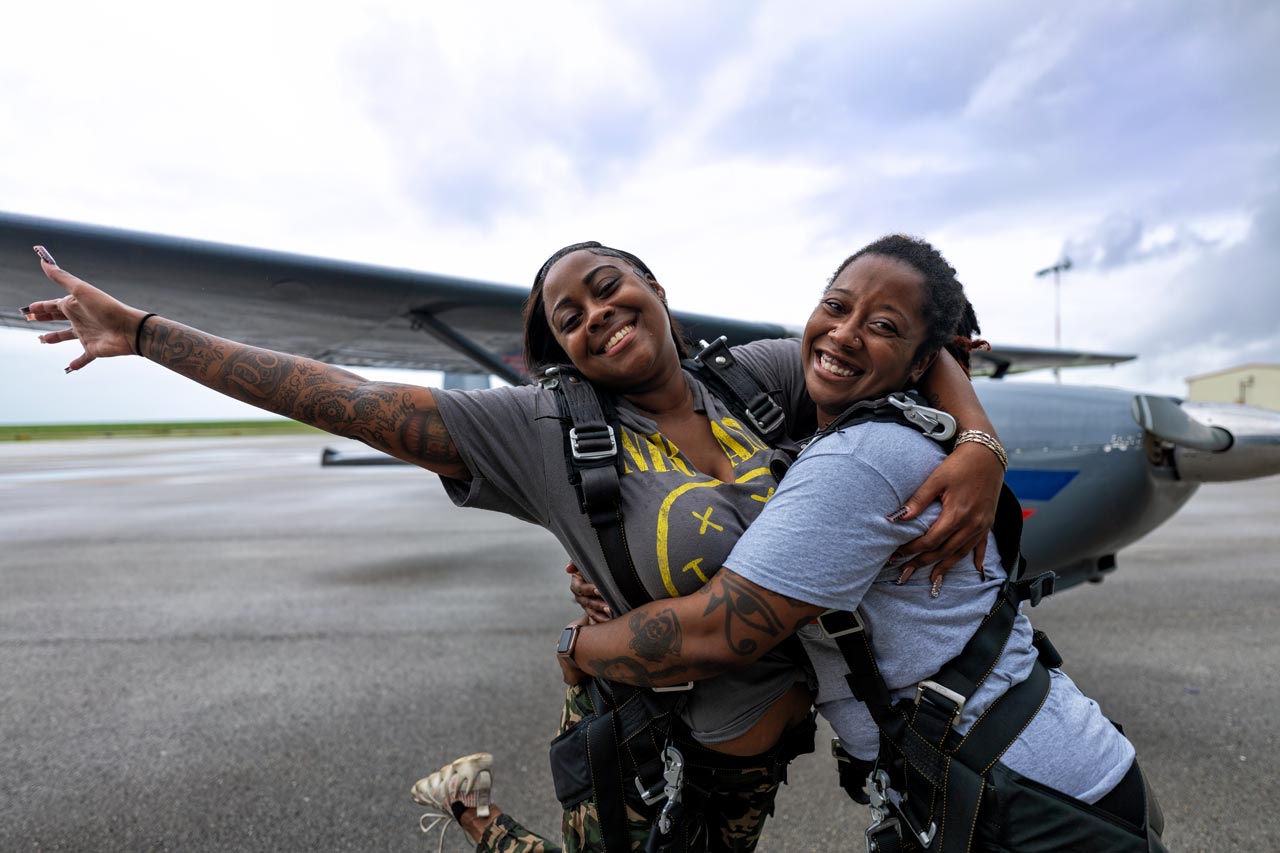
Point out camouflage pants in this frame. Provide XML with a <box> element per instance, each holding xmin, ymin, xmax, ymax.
<box><xmin>474</xmin><ymin>684</ymin><xmax>784</xmax><ymax>853</ymax></box>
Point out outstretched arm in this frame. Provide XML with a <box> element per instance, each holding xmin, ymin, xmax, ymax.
<box><xmin>570</xmin><ymin>568</ymin><xmax>823</xmax><ymax>688</ymax></box>
<box><xmin>896</xmin><ymin>349</ymin><xmax>1005</xmax><ymax>581</ymax></box>
<box><xmin>24</xmin><ymin>246</ymin><xmax>469</xmax><ymax>478</ymax></box>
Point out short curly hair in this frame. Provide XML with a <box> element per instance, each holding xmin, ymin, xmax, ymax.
<box><xmin>828</xmin><ymin>235</ymin><xmax>984</xmax><ymax>373</ymax></box>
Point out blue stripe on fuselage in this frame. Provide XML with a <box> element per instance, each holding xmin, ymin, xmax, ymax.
<box><xmin>1004</xmin><ymin>469</ymin><xmax>1078</xmax><ymax>501</ymax></box>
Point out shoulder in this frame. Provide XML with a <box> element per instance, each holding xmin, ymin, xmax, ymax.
<box><xmin>433</xmin><ymin>381</ymin><xmax>549</xmax><ymax>418</ymax></box>
<box><xmin>729</xmin><ymin>337</ymin><xmax>802</xmax><ymax>378</ymax></box>
<box><xmin>801</xmin><ymin>422</ymin><xmax>946</xmax><ymax>491</ymax></box>
<box><xmin>431</xmin><ymin>382</ymin><xmax>560</xmax><ymax>449</ymax></box>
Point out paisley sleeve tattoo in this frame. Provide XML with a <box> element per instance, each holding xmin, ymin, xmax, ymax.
<box><xmin>139</xmin><ymin>318</ymin><xmax>465</xmax><ymax>474</ymax></box>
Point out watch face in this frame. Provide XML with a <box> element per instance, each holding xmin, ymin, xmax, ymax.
<box><xmin>557</xmin><ymin>625</ymin><xmax>577</xmax><ymax>656</ymax></box>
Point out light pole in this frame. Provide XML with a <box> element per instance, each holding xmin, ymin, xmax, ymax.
<box><xmin>1035</xmin><ymin>257</ymin><xmax>1073</xmax><ymax>383</ymax></box>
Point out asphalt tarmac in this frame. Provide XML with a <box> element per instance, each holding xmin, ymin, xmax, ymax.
<box><xmin>1</xmin><ymin>435</ymin><xmax>1276</xmax><ymax>852</ymax></box>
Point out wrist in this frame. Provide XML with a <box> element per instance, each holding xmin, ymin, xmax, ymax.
<box><xmin>955</xmin><ymin>429</ymin><xmax>1008</xmax><ymax>471</ymax></box>
<box><xmin>133</xmin><ymin>312</ymin><xmax>158</xmax><ymax>357</ymax></box>
<box><xmin>556</xmin><ymin>622</ymin><xmax>581</xmax><ymax>662</ymax></box>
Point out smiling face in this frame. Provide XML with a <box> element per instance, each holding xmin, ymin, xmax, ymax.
<box><xmin>539</xmin><ymin>249</ymin><xmax>681</xmax><ymax>392</ymax></box>
<box><xmin>802</xmin><ymin>254</ymin><xmax>933</xmax><ymax>427</ymax></box>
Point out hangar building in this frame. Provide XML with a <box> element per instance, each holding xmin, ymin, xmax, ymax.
<box><xmin>1185</xmin><ymin>364</ymin><xmax>1280</xmax><ymax>411</ymax></box>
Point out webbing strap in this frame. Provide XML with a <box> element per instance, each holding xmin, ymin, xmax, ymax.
<box><xmin>685</xmin><ymin>337</ymin><xmax>787</xmax><ymax>444</ymax></box>
<box><xmin>585</xmin><ymin>679</ymin><xmax>632</xmax><ymax>853</ymax></box>
<box><xmin>952</xmin><ymin>661</ymin><xmax>1051</xmax><ymax>771</ymax></box>
<box><xmin>550</xmin><ymin>369</ymin><xmax>650</xmax><ymax>610</ymax></box>
<box><xmin>939</xmin><ymin>759</ymin><xmax>986</xmax><ymax>853</ymax></box>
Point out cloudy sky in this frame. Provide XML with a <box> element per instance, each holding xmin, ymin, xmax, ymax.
<box><xmin>1</xmin><ymin>1</ymin><xmax>1276</xmax><ymax>423</ymax></box>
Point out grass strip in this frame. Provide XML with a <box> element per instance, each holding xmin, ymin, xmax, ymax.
<box><xmin>0</xmin><ymin>420</ymin><xmax>325</xmax><ymax>442</ymax></box>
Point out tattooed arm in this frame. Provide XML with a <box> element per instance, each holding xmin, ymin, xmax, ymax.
<box><xmin>571</xmin><ymin>568</ymin><xmax>823</xmax><ymax>688</ymax></box>
<box><xmin>25</xmin><ymin>250</ymin><xmax>469</xmax><ymax>478</ymax></box>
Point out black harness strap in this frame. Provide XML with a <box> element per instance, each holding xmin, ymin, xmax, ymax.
<box><xmin>584</xmin><ymin>678</ymin><xmax>634</xmax><ymax>853</ymax></box>
<box><xmin>684</xmin><ymin>336</ymin><xmax>788</xmax><ymax>445</ymax></box>
<box><xmin>548</xmin><ymin>367</ymin><xmax>651</xmax><ymax>611</ymax></box>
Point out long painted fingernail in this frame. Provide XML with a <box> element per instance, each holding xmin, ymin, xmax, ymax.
<box><xmin>64</xmin><ymin>366</ymin><xmax>73</xmax><ymax>374</ymax></box>
<box><xmin>896</xmin><ymin>567</ymin><xmax>914</xmax><ymax>585</ymax></box>
<box><xmin>930</xmin><ymin>577</ymin><xmax>943</xmax><ymax>598</ymax></box>
<box><xmin>33</xmin><ymin>246</ymin><xmax>57</xmax><ymax>266</ymax></box>
<box><xmin>886</xmin><ymin>506</ymin><xmax>910</xmax><ymax>522</ymax></box>
<box><xmin>19</xmin><ymin>306</ymin><xmax>30</xmax><ymax>314</ymax></box>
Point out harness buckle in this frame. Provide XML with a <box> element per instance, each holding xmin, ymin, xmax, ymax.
<box><xmin>538</xmin><ymin>365</ymin><xmax>561</xmax><ymax>390</ymax></box>
<box><xmin>886</xmin><ymin>392</ymin><xmax>958</xmax><ymax>441</ymax></box>
<box><xmin>865</xmin><ymin>769</ymin><xmax>938</xmax><ymax>851</ymax></box>
<box><xmin>569</xmin><ymin>425</ymin><xmax>617</xmax><ymax>461</ymax></box>
<box><xmin>651</xmin><ymin>681</ymin><xmax>694</xmax><ymax>693</ymax></box>
<box><xmin>745</xmin><ymin>396</ymin><xmax>785</xmax><ymax>438</ymax></box>
<box><xmin>817</xmin><ymin>609</ymin><xmax>864</xmax><ymax>639</ymax></box>
<box><xmin>655</xmin><ymin>745</ymin><xmax>686</xmax><ymax>835</ymax></box>
<box><xmin>691</xmin><ymin>336</ymin><xmax>731</xmax><ymax>367</ymax></box>
<box><xmin>1028</xmin><ymin>571</ymin><xmax>1056</xmax><ymax>607</ymax></box>
<box><xmin>915</xmin><ymin>679</ymin><xmax>966</xmax><ymax>726</ymax></box>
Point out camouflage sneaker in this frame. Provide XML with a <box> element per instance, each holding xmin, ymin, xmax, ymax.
<box><xmin>412</xmin><ymin>752</ymin><xmax>493</xmax><ymax>852</ymax></box>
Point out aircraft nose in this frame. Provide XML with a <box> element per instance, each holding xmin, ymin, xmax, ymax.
<box><xmin>1134</xmin><ymin>394</ymin><xmax>1280</xmax><ymax>483</ymax></box>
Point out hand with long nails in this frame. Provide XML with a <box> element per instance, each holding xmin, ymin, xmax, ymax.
<box><xmin>885</xmin><ymin>440</ymin><xmax>1004</xmax><ymax>591</ymax></box>
<box><xmin>22</xmin><ymin>245</ymin><xmax>150</xmax><ymax>372</ymax></box>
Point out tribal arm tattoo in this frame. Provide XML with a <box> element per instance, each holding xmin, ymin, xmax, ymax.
<box><xmin>576</xmin><ymin>569</ymin><xmax>823</xmax><ymax>689</ymax></box>
<box><xmin>138</xmin><ymin>318</ymin><xmax>468</xmax><ymax>478</ymax></box>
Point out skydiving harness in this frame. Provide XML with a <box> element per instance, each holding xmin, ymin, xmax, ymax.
<box><xmin>540</xmin><ymin>337</ymin><xmax>801</xmax><ymax>852</ymax></box>
<box><xmin>539</xmin><ymin>339</ymin><xmax>964</xmax><ymax>852</ymax></box>
<box><xmin>801</xmin><ymin>404</ymin><xmax>1163</xmax><ymax>851</ymax></box>
<box><xmin>818</xmin><ymin>480</ymin><xmax>1061</xmax><ymax>853</ymax></box>
<box><xmin>538</xmin><ymin>336</ymin><xmax>799</xmax><ymax>614</ymax></box>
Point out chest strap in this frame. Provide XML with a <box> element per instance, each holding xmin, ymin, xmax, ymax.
<box><xmin>544</xmin><ymin>366</ymin><xmax>651</xmax><ymax>611</ymax></box>
<box><xmin>684</xmin><ymin>336</ymin><xmax>789</xmax><ymax>445</ymax></box>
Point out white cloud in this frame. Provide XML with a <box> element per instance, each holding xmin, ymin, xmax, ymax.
<box><xmin>0</xmin><ymin>1</ymin><xmax>1276</xmax><ymax>423</ymax></box>
<box><xmin>964</xmin><ymin>19</ymin><xmax>1076</xmax><ymax>118</ymax></box>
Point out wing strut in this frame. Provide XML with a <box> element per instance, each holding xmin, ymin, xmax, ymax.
<box><xmin>408</xmin><ymin>310</ymin><xmax>527</xmax><ymax>386</ymax></box>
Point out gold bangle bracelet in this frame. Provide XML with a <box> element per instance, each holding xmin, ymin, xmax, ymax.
<box><xmin>955</xmin><ymin>429</ymin><xmax>1008</xmax><ymax>470</ymax></box>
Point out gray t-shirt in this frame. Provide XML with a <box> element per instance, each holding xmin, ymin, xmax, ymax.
<box><xmin>726</xmin><ymin>421</ymin><xmax>1135</xmax><ymax>803</ymax></box>
<box><xmin>431</xmin><ymin>339</ymin><xmax>809</xmax><ymax>743</ymax></box>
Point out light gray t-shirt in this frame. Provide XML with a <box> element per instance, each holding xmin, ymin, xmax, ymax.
<box><xmin>431</xmin><ymin>339</ymin><xmax>809</xmax><ymax>743</ymax></box>
<box><xmin>726</xmin><ymin>421</ymin><xmax>1135</xmax><ymax>803</ymax></box>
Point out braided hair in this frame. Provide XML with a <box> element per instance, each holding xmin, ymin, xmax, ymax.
<box><xmin>522</xmin><ymin>241</ymin><xmax>688</xmax><ymax>373</ymax></box>
<box><xmin>827</xmin><ymin>235</ymin><xmax>987</xmax><ymax>374</ymax></box>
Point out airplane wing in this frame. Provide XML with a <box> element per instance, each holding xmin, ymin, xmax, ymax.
<box><xmin>0</xmin><ymin>212</ymin><xmax>792</xmax><ymax>384</ymax></box>
<box><xmin>971</xmin><ymin>345</ymin><xmax>1135</xmax><ymax>379</ymax></box>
